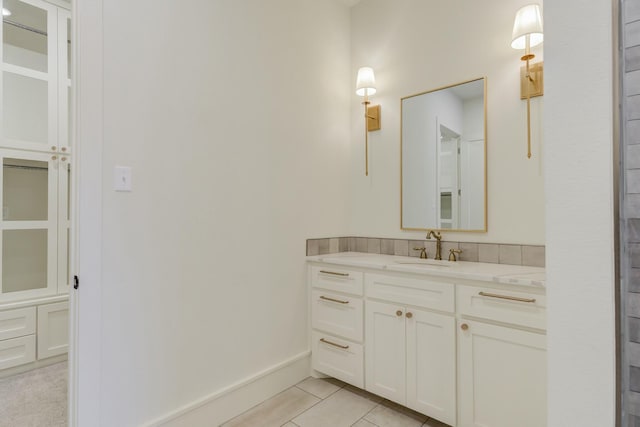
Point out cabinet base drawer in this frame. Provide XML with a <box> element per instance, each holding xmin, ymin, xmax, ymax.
<box><xmin>312</xmin><ymin>331</ymin><xmax>363</xmax><ymax>388</ymax></box>
<box><xmin>0</xmin><ymin>335</ymin><xmax>36</xmax><ymax>370</ymax></box>
<box><xmin>311</xmin><ymin>266</ymin><xmax>364</xmax><ymax>296</ymax></box>
<box><xmin>311</xmin><ymin>290</ymin><xmax>363</xmax><ymax>342</ymax></box>
<box><xmin>0</xmin><ymin>307</ymin><xmax>36</xmax><ymax>341</ymax></box>
<box><xmin>366</xmin><ymin>273</ymin><xmax>454</xmax><ymax>313</ymax></box>
<box><xmin>457</xmin><ymin>285</ymin><xmax>546</xmax><ymax>329</ymax></box>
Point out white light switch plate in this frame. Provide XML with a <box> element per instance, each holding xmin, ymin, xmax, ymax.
<box><xmin>114</xmin><ymin>166</ymin><xmax>132</xmax><ymax>192</ymax></box>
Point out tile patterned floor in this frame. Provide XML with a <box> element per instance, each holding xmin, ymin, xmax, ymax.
<box><xmin>221</xmin><ymin>377</ymin><xmax>451</xmax><ymax>427</ymax></box>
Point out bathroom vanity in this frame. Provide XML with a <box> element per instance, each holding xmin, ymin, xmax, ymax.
<box><xmin>307</xmin><ymin>252</ymin><xmax>546</xmax><ymax>427</ymax></box>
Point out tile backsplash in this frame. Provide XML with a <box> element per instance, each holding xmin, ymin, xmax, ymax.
<box><xmin>306</xmin><ymin>236</ymin><xmax>545</xmax><ymax>268</ymax></box>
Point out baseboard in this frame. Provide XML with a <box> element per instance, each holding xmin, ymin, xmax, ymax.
<box><xmin>145</xmin><ymin>351</ymin><xmax>311</xmax><ymax>427</ymax></box>
<box><xmin>0</xmin><ymin>354</ymin><xmax>67</xmax><ymax>380</ymax></box>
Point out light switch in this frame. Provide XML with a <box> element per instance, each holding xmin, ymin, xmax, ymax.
<box><xmin>114</xmin><ymin>166</ymin><xmax>132</xmax><ymax>192</ymax></box>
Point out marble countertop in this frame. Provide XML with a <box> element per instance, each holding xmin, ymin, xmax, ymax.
<box><xmin>306</xmin><ymin>252</ymin><xmax>545</xmax><ymax>288</ymax></box>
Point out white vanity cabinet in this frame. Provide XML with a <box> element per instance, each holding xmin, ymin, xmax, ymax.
<box><xmin>308</xmin><ymin>255</ymin><xmax>547</xmax><ymax>427</ymax></box>
<box><xmin>365</xmin><ymin>274</ymin><xmax>456</xmax><ymax>426</ymax></box>
<box><xmin>457</xmin><ymin>285</ymin><xmax>547</xmax><ymax>427</ymax></box>
<box><xmin>310</xmin><ymin>266</ymin><xmax>365</xmax><ymax>388</ymax></box>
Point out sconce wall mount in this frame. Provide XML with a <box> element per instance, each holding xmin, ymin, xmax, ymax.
<box><xmin>356</xmin><ymin>66</ymin><xmax>381</xmax><ymax>176</ymax></box>
<box><xmin>511</xmin><ymin>4</ymin><xmax>544</xmax><ymax>159</ymax></box>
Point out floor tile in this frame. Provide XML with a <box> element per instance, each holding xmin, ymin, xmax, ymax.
<box><xmin>342</xmin><ymin>384</ymin><xmax>384</xmax><ymax>404</ymax></box>
<box><xmin>221</xmin><ymin>387</ymin><xmax>319</xmax><ymax>427</ymax></box>
<box><xmin>282</xmin><ymin>423</ymin><xmax>299</xmax><ymax>427</ymax></box>
<box><xmin>422</xmin><ymin>417</ymin><xmax>451</xmax><ymax>427</ymax></box>
<box><xmin>353</xmin><ymin>419</ymin><xmax>377</xmax><ymax>427</ymax></box>
<box><xmin>364</xmin><ymin>400</ymin><xmax>427</xmax><ymax>427</ymax></box>
<box><xmin>296</xmin><ymin>377</ymin><xmax>343</xmax><ymax>399</ymax></box>
<box><xmin>292</xmin><ymin>388</ymin><xmax>380</xmax><ymax>427</ymax></box>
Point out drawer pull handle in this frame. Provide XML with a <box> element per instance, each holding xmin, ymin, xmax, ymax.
<box><xmin>478</xmin><ymin>291</ymin><xmax>536</xmax><ymax>303</ymax></box>
<box><xmin>319</xmin><ymin>270</ymin><xmax>350</xmax><ymax>277</ymax></box>
<box><xmin>396</xmin><ymin>310</ymin><xmax>403</xmax><ymax>317</ymax></box>
<box><xmin>461</xmin><ymin>323</ymin><xmax>469</xmax><ymax>331</ymax></box>
<box><xmin>320</xmin><ymin>338</ymin><xmax>349</xmax><ymax>349</ymax></box>
<box><xmin>406</xmin><ymin>312</ymin><xmax>413</xmax><ymax>319</ymax></box>
<box><xmin>319</xmin><ymin>295</ymin><xmax>349</xmax><ymax>304</ymax></box>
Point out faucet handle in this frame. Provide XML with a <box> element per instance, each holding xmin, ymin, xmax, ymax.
<box><xmin>413</xmin><ymin>247</ymin><xmax>428</xmax><ymax>259</ymax></box>
<box><xmin>448</xmin><ymin>249</ymin><xmax>462</xmax><ymax>262</ymax></box>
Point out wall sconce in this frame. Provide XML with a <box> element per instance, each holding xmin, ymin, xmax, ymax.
<box><xmin>511</xmin><ymin>4</ymin><xmax>543</xmax><ymax>159</ymax></box>
<box><xmin>356</xmin><ymin>67</ymin><xmax>381</xmax><ymax>176</ymax></box>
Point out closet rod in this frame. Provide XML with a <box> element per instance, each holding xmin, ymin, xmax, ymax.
<box><xmin>3</xmin><ymin>19</ymin><xmax>71</xmax><ymax>43</ymax></box>
<box><xmin>3</xmin><ymin>164</ymin><xmax>48</xmax><ymax>171</ymax></box>
<box><xmin>3</xmin><ymin>19</ymin><xmax>47</xmax><ymax>37</ymax></box>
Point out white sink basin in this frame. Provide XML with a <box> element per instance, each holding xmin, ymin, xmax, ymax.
<box><xmin>392</xmin><ymin>259</ymin><xmax>455</xmax><ymax>268</ymax></box>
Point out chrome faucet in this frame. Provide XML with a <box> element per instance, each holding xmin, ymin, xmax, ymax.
<box><xmin>426</xmin><ymin>230</ymin><xmax>443</xmax><ymax>260</ymax></box>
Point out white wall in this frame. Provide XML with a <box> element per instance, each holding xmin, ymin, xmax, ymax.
<box><xmin>350</xmin><ymin>0</ymin><xmax>545</xmax><ymax>244</ymax></box>
<box><xmin>544</xmin><ymin>0</ymin><xmax>617</xmax><ymax>425</ymax></box>
<box><xmin>95</xmin><ymin>1</ymin><xmax>351</xmax><ymax>425</ymax></box>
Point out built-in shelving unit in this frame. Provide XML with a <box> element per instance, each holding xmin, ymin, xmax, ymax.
<box><xmin>0</xmin><ymin>0</ymin><xmax>71</xmax><ymax>372</ymax></box>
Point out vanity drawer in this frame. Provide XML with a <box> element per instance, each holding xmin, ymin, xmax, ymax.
<box><xmin>457</xmin><ymin>285</ymin><xmax>546</xmax><ymax>330</ymax></box>
<box><xmin>312</xmin><ymin>290</ymin><xmax>363</xmax><ymax>342</ymax></box>
<box><xmin>0</xmin><ymin>335</ymin><xmax>36</xmax><ymax>370</ymax></box>
<box><xmin>311</xmin><ymin>266</ymin><xmax>364</xmax><ymax>296</ymax></box>
<box><xmin>312</xmin><ymin>331</ymin><xmax>363</xmax><ymax>388</ymax></box>
<box><xmin>0</xmin><ymin>307</ymin><xmax>36</xmax><ymax>341</ymax></box>
<box><xmin>365</xmin><ymin>273</ymin><xmax>454</xmax><ymax>313</ymax></box>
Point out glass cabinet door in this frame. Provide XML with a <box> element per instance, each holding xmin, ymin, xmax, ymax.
<box><xmin>1</xmin><ymin>0</ymin><xmax>57</xmax><ymax>152</ymax></box>
<box><xmin>0</xmin><ymin>148</ymin><xmax>57</xmax><ymax>300</ymax></box>
<box><xmin>57</xmin><ymin>9</ymin><xmax>70</xmax><ymax>153</ymax></box>
<box><xmin>57</xmin><ymin>156</ymin><xmax>69</xmax><ymax>293</ymax></box>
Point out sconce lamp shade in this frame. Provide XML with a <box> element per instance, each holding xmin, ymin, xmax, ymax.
<box><xmin>356</xmin><ymin>67</ymin><xmax>377</xmax><ymax>96</ymax></box>
<box><xmin>511</xmin><ymin>4</ymin><xmax>543</xmax><ymax>49</ymax></box>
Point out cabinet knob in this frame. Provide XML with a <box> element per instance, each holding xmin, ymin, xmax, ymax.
<box><xmin>51</xmin><ymin>146</ymin><xmax>57</xmax><ymax>151</ymax></box>
<box><xmin>396</xmin><ymin>310</ymin><xmax>403</xmax><ymax>317</ymax></box>
<box><xmin>61</xmin><ymin>157</ymin><xmax>67</xmax><ymax>162</ymax></box>
<box><xmin>51</xmin><ymin>155</ymin><xmax>57</xmax><ymax>161</ymax></box>
<box><xmin>61</xmin><ymin>147</ymin><xmax>67</xmax><ymax>152</ymax></box>
<box><xmin>406</xmin><ymin>312</ymin><xmax>413</xmax><ymax>319</ymax></box>
<box><xmin>461</xmin><ymin>323</ymin><xmax>469</xmax><ymax>331</ymax></box>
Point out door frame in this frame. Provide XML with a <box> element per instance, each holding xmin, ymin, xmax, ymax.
<box><xmin>68</xmin><ymin>0</ymin><xmax>103</xmax><ymax>424</ymax></box>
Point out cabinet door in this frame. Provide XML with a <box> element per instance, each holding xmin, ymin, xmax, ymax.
<box><xmin>57</xmin><ymin>157</ymin><xmax>70</xmax><ymax>293</ymax></box>
<box><xmin>406</xmin><ymin>308</ymin><xmax>456</xmax><ymax>426</ymax></box>
<box><xmin>37</xmin><ymin>301</ymin><xmax>68</xmax><ymax>359</ymax></box>
<box><xmin>0</xmin><ymin>149</ymin><xmax>58</xmax><ymax>302</ymax></box>
<box><xmin>458</xmin><ymin>320</ymin><xmax>547</xmax><ymax>427</ymax></box>
<box><xmin>2</xmin><ymin>0</ymin><xmax>59</xmax><ymax>153</ymax></box>
<box><xmin>365</xmin><ymin>300</ymin><xmax>406</xmax><ymax>404</ymax></box>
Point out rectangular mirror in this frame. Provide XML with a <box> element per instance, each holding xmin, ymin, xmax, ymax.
<box><xmin>401</xmin><ymin>78</ymin><xmax>487</xmax><ymax>231</ymax></box>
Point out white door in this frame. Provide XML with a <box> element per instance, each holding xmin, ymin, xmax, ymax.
<box><xmin>459</xmin><ymin>139</ymin><xmax>485</xmax><ymax>230</ymax></box>
<box><xmin>406</xmin><ymin>308</ymin><xmax>456</xmax><ymax>426</ymax></box>
<box><xmin>365</xmin><ymin>300</ymin><xmax>406</xmax><ymax>403</ymax></box>
<box><xmin>458</xmin><ymin>320</ymin><xmax>547</xmax><ymax>427</ymax></box>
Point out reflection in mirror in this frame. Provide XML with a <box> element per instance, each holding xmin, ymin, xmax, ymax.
<box><xmin>401</xmin><ymin>78</ymin><xmax>486</xmax><ymax>231</ymax></box>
